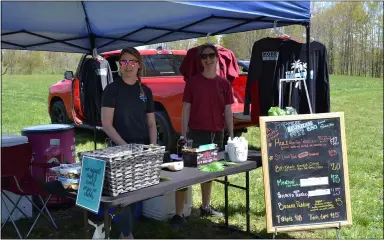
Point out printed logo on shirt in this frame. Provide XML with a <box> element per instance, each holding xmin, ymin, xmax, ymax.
<box><xmin>95</xmin><ymin>68</ymin><xmax>108</xmax><ymax>76</ymax></box>
<box><xmin>139</xmin><ymin>94</ymin><xmax>147</xmax><ymax>102</ymax></box>
<box><xmin>262</xmin><ymin>51</ymin><xmax>279</xmax><ymax>61</ymax></box>
<box><xmin>285</xmin><ymin>60</ymin><xmax>313</xmax><ymax>80</ymax></box>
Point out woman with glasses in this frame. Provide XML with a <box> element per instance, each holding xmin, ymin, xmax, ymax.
<box><xmin>101</xmin><ymin>47</ymin><xmax>157</xmax><ymax>239</ymax></box>
<box><xmin>171</xmin><ymin>44</ymin><xmax>234</xmax><ymax>229</ymax></box>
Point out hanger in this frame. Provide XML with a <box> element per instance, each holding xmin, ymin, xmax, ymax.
<box><xmin>302</xmin><ymin>33</ymin><xmax>315</xmax><ymax>42</ymax></box>
<box><xmin>92</xmin><ymin>48</ymin><xmax>104</xmax><ymax>61</ymax></box>
<box><xmin>206</xmin><ymin>33</ymin><xmax>213</xmax><ymax>44</ymax></box>
<box><xmin>92</xmin><ymin>48</ymin><xmax>98</xmax><ymax>59</ymax></box>
<box><xmin>205</xmin><ymin>32</ymin><xmax>221</xmax><ymax>47</ymax></box>
<box><xmin>274</xmin><ymin>20</ymin><xmax>310</xmax><ymax>43</ymax></box>
<box><xmin>274</xmin><ymin>20</ymin><xmax>290</xmax><ymax>39</ymax></box>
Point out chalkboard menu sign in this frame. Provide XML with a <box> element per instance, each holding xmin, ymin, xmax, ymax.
<box><xmin>260</xmin><ymin>112</ymin><xmax>352</xmax><ymax>233</ymax></box>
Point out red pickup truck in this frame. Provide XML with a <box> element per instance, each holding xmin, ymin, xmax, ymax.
<box><xmin>48</xmin><ymin>48</ymin><xmax>254</xmax><ymax>151</ymax></box>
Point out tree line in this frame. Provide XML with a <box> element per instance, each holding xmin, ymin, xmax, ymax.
<box><xmin>2</xmin><ymin>1</ymin><xmax>382</xmax><ymax>78</ymax></box>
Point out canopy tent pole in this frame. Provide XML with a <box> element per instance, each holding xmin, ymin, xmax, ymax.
<box><xmin>81</xmin><ymin>1</ymin><xmax>98</xmax><ymax>150</ymax></box>
<box><xmin>306</xmin><ymin>22</ymin><xmax>311</xmax><ymax>112</ymax></box>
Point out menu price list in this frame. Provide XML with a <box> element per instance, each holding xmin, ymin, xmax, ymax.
<box><xmin>265</xmin><ymin>118</ymin><xmax>348</xmax><ymax>227</ymax></box>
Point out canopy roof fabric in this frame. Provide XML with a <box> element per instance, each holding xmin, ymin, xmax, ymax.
<box><xmin>1</xmin><ymin>1</ymin><xmax>310</xmax><ymax>53</ymax></box>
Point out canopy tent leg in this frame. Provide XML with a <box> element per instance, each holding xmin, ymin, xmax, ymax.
<box><xmin>306</xmin><ymin>23</ymin><xmax>312</xmax><ymax>112</ymax></box>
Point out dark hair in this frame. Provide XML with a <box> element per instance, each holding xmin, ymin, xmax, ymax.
<box><xmin>199</xmin><ymin>43</ymin><xmax>219</xmax><ymax>57</ymax></box>
<box><xmin>119</xmin><ymin>47</ymin><xmax>145</xmax><ymax>96</ymax></box>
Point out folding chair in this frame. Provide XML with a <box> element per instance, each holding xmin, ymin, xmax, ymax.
<box><xmin>1</xmin><ymin>143</ymin><xmax>59</xmax><ymax>238</ymax></box>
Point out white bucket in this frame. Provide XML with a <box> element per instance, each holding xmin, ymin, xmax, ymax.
<box><xmin>227</xmin><ymin>137</ymin><xmax>248</xmax><ymax>163</ymax></box>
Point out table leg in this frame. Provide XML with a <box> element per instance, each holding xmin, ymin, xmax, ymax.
<box><xmin>104</xmin><ymin>206</ymin><xmax>110</xmax><ymax>239</ymax></box>
<box><xmin>224</xmin><ymin>176</ymin><xmax>229</xmax><ymax>228</ymax></box>
<box><xmin>83</xmin><ymin>209</ymin><xmax>90</xmax><ymax>239</ymax></box>
<box><xmin>246</xmin><ymin>171</ymin><xmax>250</xmax><ymax>233</ymax></box>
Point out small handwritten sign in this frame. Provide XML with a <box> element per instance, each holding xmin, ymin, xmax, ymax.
<box><xmin>76</xmin><ymin>156</ymin><xmax>106</xmax><ymax>214</ymax></box>
<box><xmin>260</xmin><ymin>112</ymin><xmax>352</xmax><ymax>233</ymax></box>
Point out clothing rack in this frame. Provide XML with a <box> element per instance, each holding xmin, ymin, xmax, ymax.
<box><xmin>278</xmin><ymin>77</ymin><xmax>313</xmax><ymax>114</ymax></box>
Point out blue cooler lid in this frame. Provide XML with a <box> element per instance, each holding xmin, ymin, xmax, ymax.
<box><xmin>22</xmin><ymin>124</ymin><xmax>74</xmax><ymax>134</ymax></box>
<box><xmin>1</xmin><ymin>134</ymin><xmax>29</xmax><ymax>147</ymax></box>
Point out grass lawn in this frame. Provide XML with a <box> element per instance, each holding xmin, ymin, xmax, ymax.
<box><xmin>1</xmin><ymin>74</ymin><xmax>383</xmax><ymax>239</ymax></box>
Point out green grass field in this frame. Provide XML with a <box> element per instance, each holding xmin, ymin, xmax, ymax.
<box><xmin>1</xmin><ymin>74</ymin><xmax>383</xmax><ymax>239</ymax></box>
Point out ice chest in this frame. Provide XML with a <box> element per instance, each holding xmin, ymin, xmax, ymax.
<box><xmin>142</xmin><ymin>186</ymin><xmax>192</xmax><ymax>221</ymax></box>
<box><xmin>182</xmin><ymin>148</ymin><xmax>219</xmax><ymax>167</ymax></box>
<box><xmin>1</xmin><ymin>134</ymin><xmax>33</xmax><ymax>223</ymax></box>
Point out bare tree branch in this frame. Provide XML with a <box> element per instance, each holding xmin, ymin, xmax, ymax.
<box><xmin>2</xmin><ymin>66</ymin><xmax>10</xmax><ymax>75</ymax></box>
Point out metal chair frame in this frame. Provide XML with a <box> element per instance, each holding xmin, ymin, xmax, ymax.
<box><xmin>1</xmin><ymin>175</ymin><xmax>57</xmax><ymax>239</ymax></box>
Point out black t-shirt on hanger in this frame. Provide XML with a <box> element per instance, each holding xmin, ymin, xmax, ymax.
<box><xmin>274</xmin><ymin>40</ymin><xmax>330</xmax><ymax>114</ymax></box>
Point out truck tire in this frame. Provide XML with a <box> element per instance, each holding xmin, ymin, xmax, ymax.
<box><xmin>50</xmin><ymin>101</ymin><xmax>71</xmax><ymax>124</ymax></box>
<box><xmin>155</xmin><ymin>111</ymin><xmax>176</xmax><ymax>152</ymax></box>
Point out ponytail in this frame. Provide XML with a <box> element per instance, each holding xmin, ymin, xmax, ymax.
<box><xmin>137</xmin><ymin>72</ymin><xmax>145</xmax><ymax>96</ymax></box>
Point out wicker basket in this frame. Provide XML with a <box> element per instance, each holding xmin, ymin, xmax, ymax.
<box><xmin>78</xmin><ymin>144</ymin><xmax>165</xmax><ymax>197</ymax></box>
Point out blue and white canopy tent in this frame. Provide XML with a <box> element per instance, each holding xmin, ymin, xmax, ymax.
<box><xmin>1</xmin><ymin>1</ymin><xmax>311</xmax><ymax>53</ymax></box>
<box><xmin>1</xmin><ymin>1</ymin><xmax>311</xmax><ymax>150</ymax></box>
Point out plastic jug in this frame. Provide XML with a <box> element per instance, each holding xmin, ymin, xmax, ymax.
<box><xmin>227</xmin><ymin>137</ymin><xmax>248</xmax><ymax>163</ymax></box>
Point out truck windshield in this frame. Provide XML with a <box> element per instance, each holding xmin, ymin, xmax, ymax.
<box><xmin>143</xmin><ymin>54</ymin><xmax>185</xmax><ymax>77</ymax></box>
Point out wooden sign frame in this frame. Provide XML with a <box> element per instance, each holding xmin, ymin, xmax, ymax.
<box><xmin>259</xmin><ymin>112</ymin><xmax>352</xmax><ymax>233</ymax></box>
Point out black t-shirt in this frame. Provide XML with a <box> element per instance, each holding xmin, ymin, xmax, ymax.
<box><xmin>101</xmin><ymin>77</ymin><xmax>155</xmax><ymax>143</ymax></box>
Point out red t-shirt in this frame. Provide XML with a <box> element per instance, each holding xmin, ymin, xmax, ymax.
<box><xmin>179</xmin><ymin>45</ymin><xmax>240</xmax><ymax>82</ymax></box>
<box><xmin>182</xmin><ymin>73</ymin><xmax>234</xmax><ymax>132</ymax></box>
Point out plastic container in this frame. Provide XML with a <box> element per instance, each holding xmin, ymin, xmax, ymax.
<box><xmin>22</xmin><ymin>124</ymin><xmax>76</xmax><ymax>206</ymax></box>
<box><xmin>21</xmin><ymin>124</ymin><xmax>76</xmax><ymax>167</ymax></box>
<box><xmin>177</xmin><ymin>136</ymin><xmax>186</xmax><ymax>157</ymax></box>
<box><xmin>1</xmin><ymin>135</ymin><xmax>32</xmax><ymax>223</ymax></box>
<box><xmin>227</xmin><ymin>137</ymin><xmax>248</xmax><ymax>163</ymax></box>
<box><xmin>58</xmin><ymin>177</ymin><xmax>80</xmax><ymax>190</ymax></box>
<box><xmin>50</xmin><ymin>163</ymin><xmax>81</xmax><ymax>179</ymax></box>
<box><xmin>1</xmin><ymin>134</ymin><xmax>28</xmax><ymax>147</ymax></box>
<box><xmin>142</xmin><ymin>186</ymin><xmax>192</xmax><ymax>221</ymax></box>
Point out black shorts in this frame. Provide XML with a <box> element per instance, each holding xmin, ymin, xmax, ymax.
<box><xmin>177</xmin><ymin>129</ymin><xmax>224</xmax><ymax>192</ymax></box>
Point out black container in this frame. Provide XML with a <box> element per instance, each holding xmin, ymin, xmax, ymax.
<box><xmin>182</xmin><ymin>148</ymin><xmax>218</xmax><ymax>167</ymax></box>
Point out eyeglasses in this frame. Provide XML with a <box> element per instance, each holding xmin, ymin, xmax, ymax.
<box><xmin>200</xmin><ymin>53</ymin><xmax>216</xmax><ymax>60</ymax></box>
<box><xmin>119</xmin><ymin>60</ymin><xmax>139</xmax><ymax>67</ymax></box>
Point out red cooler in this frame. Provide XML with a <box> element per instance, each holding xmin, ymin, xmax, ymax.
<box><xmin>21</xmin><ymin>124</ymin><xmax>76</xmax><ymax>206</ymax></box>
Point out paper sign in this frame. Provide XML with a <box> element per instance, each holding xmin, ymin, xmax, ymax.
<box><xmin>300</xmin><ymin>177</ymin><xmax>329</xmax><ymax>187</ymax></box>
<box><xmin>308</xmin><ymin>189</ymin><xmax>331</xmax><ymax>197</ymax></box>
<box><xmin>76</xmin><ymin>156</ymin><xmax>106</xmax><ymax>214</ymax></box>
